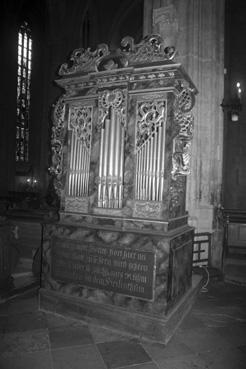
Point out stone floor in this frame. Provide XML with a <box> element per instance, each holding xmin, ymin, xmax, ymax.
<box><xmin>0</xmin><ymin>280</ymin><xmax>246</xmax><ymax>369</ymax></box>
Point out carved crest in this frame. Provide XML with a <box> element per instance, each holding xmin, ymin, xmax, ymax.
<box><xmin>58</xmin><ymin>35</ymin><xmax>176</xmax><ymax>76</ymax></box>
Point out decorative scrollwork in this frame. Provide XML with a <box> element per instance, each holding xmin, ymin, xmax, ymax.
<box><xmin>58</xmin><ymin>43</ymin><xmax>110</xmax><ymax>76</ymax></box>
<box><xmin>98</xmin><ymin>89</ymin><xmax>127</xmax><ymax>128</ymax></box>
<box><xmin>69</xmin><ymin>106</ymin><xmax>92</xmax><ymax>149</ymax></box>
<box><xmin>49</xmin><ymin>96</ymin><xmax>66</xmax><ymax>195</ymax></box>
<box><xmin>58</xmin><ymin>35</ymin><xmax>177</xmax><ymax>76</ymax></box>
<box><xmin>176</xmin><ymin>88</ymin><xmax>195</xmax><ymax>113</ymax></box>
<box><xmin>172</xmin><ymin>87</ymin><xmax>195</xmax><ymax>179</ymax></box>
<box><xmin>172</xmin><ymin>139</ymin><xmax>192</xmax><ymax>179</ymax></box>
<box><xmin>136</xmin><ymin>100</ymin><xmax>165</xmax><ymax>147</ymax></box>
<box><xmin>120</xmin><ymin>34</ymin><xmax>176</xmax><ymax>65</ymax></box>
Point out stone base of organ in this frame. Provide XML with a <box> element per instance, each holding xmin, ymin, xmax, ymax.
<box><xmin>40</xmin><ymin>35</ymin><xmax>200</xmax><ymax>343</ymax></box>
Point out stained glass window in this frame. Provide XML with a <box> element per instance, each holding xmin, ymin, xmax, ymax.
<box><xmin>16</xmin><ymin>21</ymin><xmax>32</xmax><ymax>162</ymax></box>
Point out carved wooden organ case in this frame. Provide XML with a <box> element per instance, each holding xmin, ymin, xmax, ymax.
<box><xmin>50</xmin><ymin>35</ymin><xmax>197</xmax><ymax>227</ymax></box>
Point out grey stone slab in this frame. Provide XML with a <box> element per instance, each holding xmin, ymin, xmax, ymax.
<box><xmin>52</xmin><ymin>345</ymin><xmax>106</xmax><ymax>369</ymax></box>
<box><xmin>97</xmin><ymin>340</ymin><xmax>152</xmax><ymax>369</ymax></box>
<box><xmin>151</xmin><ymin>353</ymin><xmax>208</xmax><ymax>369</ymax></box>
<box><xmin>89</xmin><ymin>324</ymin><xmax>131</xmax><ymax>344</ymax></box>
<box><xmin>0</xmin><ymin>329</ymin><xmax>49</xmax><ymax>358</ymax></box>
<box><xmin>175</xmin><ymin>326</ymin><xmax>233</xmax><ymax>353</ymax></box>
<box><xmin>118</xmin><ymin>363</ymin><xmax>159</xmax><ymax>369</ymax></box>
<box><xmin>7</xmin><ymin>295</ymin><xmax>39</xmax><ymax>314</ymax></box>
<box><xmin>0</xmin><ymin>351</ymin><xmax>53</xmax><ymax>369</ymax></box>
<box><xmin>6</xmin><ymin>311</ymin><xmax>47</xmax><ymax>332</ymax></box>
<box><xmin>0</xmin><ymin>301</ymin><xmax>9</xmax><ymax>315</ymax></box>
<box><xmin>199</xmin><ymin>346</ymin><xmax>246</xmax><ymax>369</ymax></box>
<box><xmin>142</xmin><ymin>335</ymin><xmax>193</xmax><ymax>361</ymax></box>
<box><xmin>49</xmin><ymin>324</ymin><xmax>93</xmax><ymax>349</ymax></box>
<box><xmin>214</xmin><ymin>323</ymin><xmax>246</xmax><ymax>347</ymax></box>
<box><xmin>0</xmin><ymin>315</ymin><xmax>7</xmax><ymax>333</ymax></box>
<box><xmin>45</xmin><ymin>311</ymin><xmax>87</xmax><ymax>329</ymax></box>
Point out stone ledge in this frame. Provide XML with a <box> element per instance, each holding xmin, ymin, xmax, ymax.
<box><xmin>39</xmin><ymin>274</ymin><xmax>202</xmax><ymax>344</ymax></box>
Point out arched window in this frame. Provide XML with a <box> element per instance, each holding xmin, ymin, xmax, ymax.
<box><xmin>16</xmin><ymin>21</ymin><xmax>32</xmax><ymax>162</ymax></box>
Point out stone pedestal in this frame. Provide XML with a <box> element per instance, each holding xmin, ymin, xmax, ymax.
<box><xmin>40</xmin><ymin>35</ymin><xmax>199</xmax><ymax>343</ymax></box>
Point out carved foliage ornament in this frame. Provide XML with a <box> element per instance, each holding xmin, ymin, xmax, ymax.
<box><xmin>136</xmin><ymin>100</ymin><xmax>165</xmax><ymax>148</ymax></box>
<box><xmin>172</xmin><ymin>88</ymin><xmax>195</xmax><ymax>179</ymax></box>
<box><xmin>69</xmin><ymin>106</ymin><xmax>92</xmax><ymax>150</ymax></box>
<box><xmin>58</xmin><ymin>35</ymin><xmax>176</xmax><ymax>76</ymax></box>
<box><xmin>49</xmin><ymin>96</ymin><xmax>66</xmax><ymax>195</ymax></box>
<box><xmin>120</xmin><ymin>35</ymin><xmax>176</xmax><ymax>65</ymax></box>
<box><xmin>98</xmin><ymin>89</ymin><xmax>127</xmax><ymax>128</ymax></box>
<box><xmin>59</xmin><ymin>43</ymin><xmax>110</xmax><ymax>76</ymax></box>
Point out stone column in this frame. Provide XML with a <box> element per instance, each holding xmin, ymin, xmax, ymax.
<box><xmin>143</xmin><ymin>0</ymin><xmax>225</xmax><ymax>267</ymax></box>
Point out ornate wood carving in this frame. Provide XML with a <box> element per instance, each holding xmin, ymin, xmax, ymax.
<box><xmin>49</xmin><ymin>96</ymin><xmax>66</xmax><ymax>196</ymax></box>
<box><xmin>172</xmin><ymin>88</ymin><xmax>195</xmax><ymax>180</ymax></box>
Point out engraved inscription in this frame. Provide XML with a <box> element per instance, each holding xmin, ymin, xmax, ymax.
<box><xmin>51</xmin><ymin>238</ymin><xmax>155</xmax><ymax>300</ymax></box>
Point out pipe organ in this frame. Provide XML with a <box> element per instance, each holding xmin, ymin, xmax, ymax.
<box><xmin>42</xmin><ymin>35</ymin><xmax>199</xmax><ymax>344</ymax></box>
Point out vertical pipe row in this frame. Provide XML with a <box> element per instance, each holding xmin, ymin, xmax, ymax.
<box><xmin>68</xmin><ymin>130</ymin><xmax>91</xmax><ymax>198</ymax></box>
<box><xmin>98</xmin><ymin>109</ymin><xmax>124</xmax><ymax>209</ymax></box>
<box><xmin>98</xmin><ymin>126</ymin><xmax>105</xmax><ymax>207</ymax></box>
<box><xmin>118</xmin><ymin>124</ymin><xmax>124</xmax><ymax>208</ymax></box>
<box><xmin>159</xmin><ymin>123</ymin><xmax>166</xmax><ymax>201</ymax></box>
<box><xmin>136</xmin><ymin>121</ymin><xmax>166</xmax><ymax>202</ymax></box>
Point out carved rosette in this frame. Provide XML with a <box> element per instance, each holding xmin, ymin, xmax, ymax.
<box><xmin>98</xmin><ymin>89</ymin><xmax>127</xmax><ymax>128</ymax></box>
<box><xmin>49</xmin><ymin>96</ymin><xmax>66</xmax><ymax>196</ymax></box>
<box><xmin>171</xmin><ymin>88</ymin><xmax>195</xmax><ymax>180</ymax></box>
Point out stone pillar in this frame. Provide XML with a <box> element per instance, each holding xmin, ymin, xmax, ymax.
<box><xmin>143</xmin><ymin>0</ymin><xmax>225</xmax><ymax>267</ymax></box>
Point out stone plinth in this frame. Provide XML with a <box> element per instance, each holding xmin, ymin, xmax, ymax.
<box><xmin>40</xmin><ymin>215</ymin><xmax>195</xmax><ymax>343</ymax></box>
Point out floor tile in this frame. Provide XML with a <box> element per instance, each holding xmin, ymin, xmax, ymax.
<box><xmin>179</xmin><ymin>310</ymin><xmax>207</xmax><ymax>331</ymax></box>
<box><xmin>215</xmin><ymin>322</ymin><xmax>246</xmax><ymax>346</ymax></box>
<box><xmin>142</xmin><ymin>335</ymin><xmax>193</xmax><ymax>361</ymax></box>
<box><xmin>118</xmin><ymin>363</ymin><xmax>159</xmax><ymax>369</ymax></box>
<box><xmin>0</xmin><ymin>316</ymin><xmax>7</xmax><ymax>333</ymax></box>
<box><xmin>153</xmin><ymin>353</ymin><xmax>208</xmax><ymax>369</ymax></box>
<box><xmin>89</xmin><ymin>324</ymin><xmax>130</xmax><ymax>344</ymax></box>
<box><xmin>0</xmin><ymin>329</ymin><xmax>49</xmax><ymax>358</ymax></box>
<box><xmin>176</xmin><ymin>325</ymin><xmax>232</xmax><ymax>353</ymax></box>
<box><xmin>6</xmin><ymin>311</ymin><xmax>47</xmax><ymax>332</ymax></box>
<box><xmin>52</xmin><ymin>344</ymin><xmax>106</xmax><ymax>369</ymax></box>
<box><xmin>0</xmin><ymin>301</ymin><xmax>9</xmax><ymax>315</ymax></box>
<box><xmin>7</xmin><ymin>295</ymin><xmax>38</xmax><ymax>314</ymax></box>
<box><xmin>199</xmin><ymin>346</ymin><xmax>246</xmax><ymax>369</ymax></box>
<box><xmin>97</xmin><ymin>340</ymin><xmax>152</xmax><ymax>369</ymax></box>
<box><xmin>45</xmin><ymin>312</ymin><xmax>85</xmax><ymax>329</ymax></box>
<box><xmin>49</xmin><ymin>324</ymin><xmax>93</xmax><ymax>349</ymax></box>
<box><xmin>0</xmin><ymin>350</ymin><xmax>53</xmax><ymax>369</ymax></box>
<box><xmin>238</xmin><ymin>344</ymin><xmax>246</xmax><ymax>354</ymax></box>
